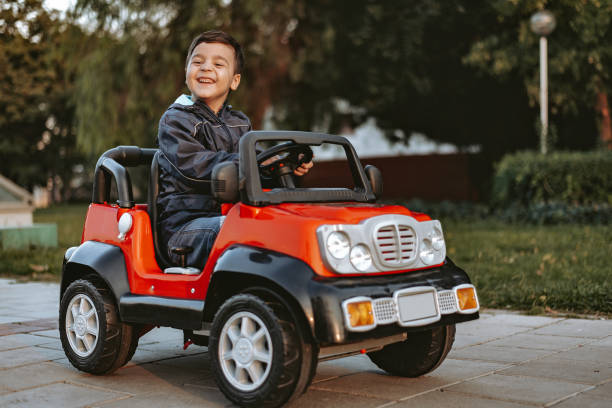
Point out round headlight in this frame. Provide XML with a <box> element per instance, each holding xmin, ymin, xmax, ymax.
<box><xmin>432</xmin><ymin>227</ymin><xmax>445</xmax><ymax>251</ymax></box>
<box><xmin>327</xmin><ymin>231</ymin><xmax>350</xmax><ymax>259</ymax></box>
<box><xmin>420</xmin><ymin>238</ymin><xmax>435</xmax><ymax>265</ymax></box>
<box><xmin>350</xmin><ymin>244</ymin><xmax>372</xmax><ymax>272</ymax></box>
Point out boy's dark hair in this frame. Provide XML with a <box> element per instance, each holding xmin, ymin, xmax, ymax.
<box><xmin>185</xmin><ymin>30</ymin><xmax>244</xmax><ymax>74</ymax></box>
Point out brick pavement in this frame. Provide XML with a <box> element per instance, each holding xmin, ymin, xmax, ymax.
<box><xmin>1</xmin><ymin>278</ymin><xmax>610</xmax><ymax>407</ymax></box>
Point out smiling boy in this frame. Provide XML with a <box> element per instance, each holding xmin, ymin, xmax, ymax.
<box><xmin>157</xmin><ymin>30</ymin><xmax>310</xmax><ymax>269</ymax></box>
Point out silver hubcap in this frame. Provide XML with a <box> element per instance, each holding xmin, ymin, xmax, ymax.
<box><xmin>219</xmin><ymin>311</ymin><xmax>273</xmax><ymax>391</ymax></box>
<box><xmin>65</xmin><ymin>294</ymin><xmax>99</xmax><ymax>357</ymax></box>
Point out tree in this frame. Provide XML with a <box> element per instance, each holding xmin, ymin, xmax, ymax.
<box><xmin>463</xmin><ymin>0</ymin><xmax>612</xmax><ymax>150</ymax></box>
<box><xmin>0</xmin><ymin>0</ymin><xmax>86</xmax><ymax>198</ymax></box>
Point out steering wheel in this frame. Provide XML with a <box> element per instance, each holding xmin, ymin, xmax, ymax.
<box><xmin>256</xmin><ymin>142</ymin><xmax>313</xmax><ymax>188</ymax></box>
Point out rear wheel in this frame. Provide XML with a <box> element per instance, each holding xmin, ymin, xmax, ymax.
<box><xmin>209</xmin><ymin>294</ymin><xmax>314</xmax><ymax>408</ymax></box>
<box><xmin>59</xmin><ymin>278</ymin><xmax>137</xmax><ymax>374</ymax></box>
<box><xmin>367</xmin><ymin>324</ymin><xmax>455</xmax><ymax>377</ymax></box>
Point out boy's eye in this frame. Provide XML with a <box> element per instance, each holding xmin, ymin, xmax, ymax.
<box><xmin>215</xmin><ymin>63</ymin><xmax>224</xmax><ymax>67</ymax></box>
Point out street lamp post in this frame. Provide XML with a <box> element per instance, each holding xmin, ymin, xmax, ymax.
<box><xmin>530</xmin><ymin>10</ymin><xmax>556</xmax><ymax>154</ymax></box>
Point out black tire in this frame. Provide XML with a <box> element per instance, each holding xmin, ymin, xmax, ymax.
<box><xmin>59</xmin><ymin>278</ymin><xmax>137</xmax><ymax>375</ymax></box>
<box><xmin>367</xmin><ymin>324</ymin><xmax>455</xmax><ymax>377</ymax></box>
<box><xmin>209</xmin><ymin>294</ymin><xmax>313</xmax><ymax>408</ymax></box>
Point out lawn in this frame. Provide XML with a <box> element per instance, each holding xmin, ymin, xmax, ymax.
<box><xmin>1</xmin><ymin>204</ymin><xmax>610</xmax><ymax>316</ymax></box>
<box><xmin>0</xmin><ymin>204</ymin><xmax>88</xmax><ymax>280</ymax></box>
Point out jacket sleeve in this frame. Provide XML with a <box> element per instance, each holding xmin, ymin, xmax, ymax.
<box><xmin>158</xmin><ymin>112</ymin><xmax>239</xmax><ymax>189</ymax></box>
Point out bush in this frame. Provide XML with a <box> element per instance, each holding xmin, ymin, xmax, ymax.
<box><xmin>492</xmin><ymin>150</ymin><xmax>612</xmax><ymax>207</ymax></box>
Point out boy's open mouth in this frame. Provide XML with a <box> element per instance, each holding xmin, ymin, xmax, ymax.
<box><xmin>198</xmin><ymin>77</ymin><xmax>215</xmax><ymax>84</ymax></box>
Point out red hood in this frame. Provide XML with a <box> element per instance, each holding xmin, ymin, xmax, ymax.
<box><xmin>270</xmin><ymin>203</ymin><xmax>432</xmax><ymax>224</ymax></box>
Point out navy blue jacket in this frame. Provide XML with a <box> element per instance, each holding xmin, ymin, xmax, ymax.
<box><xmin>156</xmin><ymin>95</ymin><xmax>251</xmax><ymax>247</ymax></box>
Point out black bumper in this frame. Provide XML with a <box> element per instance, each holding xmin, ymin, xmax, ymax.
<box><xmin>307</xmin><ymin>260</ymin><xmax>478</xmax><ymax>345</ymax></box>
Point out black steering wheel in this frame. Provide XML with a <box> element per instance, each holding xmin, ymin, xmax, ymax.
<box><xmin>256</xmin><ymin>141</ymin><xmax>313</xmax><ymax>188</ymax></box>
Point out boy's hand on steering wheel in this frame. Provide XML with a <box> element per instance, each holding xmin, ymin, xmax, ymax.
<box><xmin>294</xmin><ymin>153</ymin><xmax>314</xmax><ymax>176</ymax></box>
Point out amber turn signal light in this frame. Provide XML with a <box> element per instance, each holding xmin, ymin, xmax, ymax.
<box><xmin>456</xmin><ymin>287</ymin><xmax>478</xmax><ymax>311</ymax></box>
<box><xmin>346</xmin><ymin>300</ymin><xmax>374</xmax><ymax>328</ymax></box>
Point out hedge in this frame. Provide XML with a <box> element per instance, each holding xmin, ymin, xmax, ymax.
<box><xmin>492</xmin><ymin>150</ymin><xmax>612</xmax><ymax>207</ymax></box>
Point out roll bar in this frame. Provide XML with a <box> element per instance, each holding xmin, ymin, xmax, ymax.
<box><xmin>92</xmin><ymin>146</ymin><xmax>157</xmax><ymax>208</ymax></box>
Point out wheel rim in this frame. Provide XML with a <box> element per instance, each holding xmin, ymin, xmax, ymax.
<box><xmin>218</xmin><ymin>311</ymin><xmax>273</xmax><ymax>391</ymax></box>
<box><xmin>65</xmin><ymin>293</ymin><xmax>99</xmax><ymax>358</ymax></box>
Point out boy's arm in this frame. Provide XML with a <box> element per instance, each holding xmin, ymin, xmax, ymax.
<box><xmin>158</xmin><ymin>113</ymin><xmax>238</xmax><ymax>187</ymax></box>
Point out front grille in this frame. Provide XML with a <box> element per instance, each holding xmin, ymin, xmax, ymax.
<box><xmin>437</xmin><ymin>290</ymin><xmax>457</xmax><ymax>314</ymax></box>
<box><xmin>374</xmin><ymin>224</ymin><xmax>417</xmax><ymax>266</ymax></box>
<box><xmin>373</xmin><ymin>298</ymin><xmax>397</xmax><ymax>324</ymax></box>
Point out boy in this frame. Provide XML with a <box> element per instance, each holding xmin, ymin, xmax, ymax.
<box><xmin>157</xmin><ymin>30</ymin><xmax>312</xmax><ymax>269</ymax></box>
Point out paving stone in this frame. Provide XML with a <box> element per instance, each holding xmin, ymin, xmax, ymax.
<box><xmin>91</xmin><ymin>386</ymin><xmax>230</xmax><ymax>408</ymax></box>
<box><xmin>591</xmin><ymin>336</ymin><xmax>612</xmax><ymax>347</ymax></box>
<box><xmin>393</xmin><ymin>389</ymin><xmax>534</xmax><ymax>407</ymax></box>
<box><xmin>531</xmin><ymin>319</ymin><xmax>612</xmax><ymax>339</ymax></box>
<box><xmin>455</xmin><ymin>322</ymin><xmax>529</xmax><ymax>340</ymax></box>
<box><xmin>553</xmin><ymin>393</ymin><xmax>612</xmax><ymax>408</ymax></box>
<box><xmin>498</xmin><ymin>355</ymin><xmax>612</xmax><ymax>384</ymax></box>
<box><xmin>446</xmin><ymin>373</ymin><xmax>590</xmax><ymax>405</ymax></box>
<box><xmin>70</xmin><ymin>361</ymin><xmax>212</xmax><ymax>395</ymax></box>
<box><xmin>0</xmin><ymin>333</ymin><xmax>56</xmax><ymax>350</ymax></box>
<box><xmin>290</xmin><ymin>388</ymin><xmax>391</xmax><ymax>408</ymax></box>
<box><xmin>427</xmin><ymin>358</ymin><xmax>509</xmax><ymax>382</ymax></box>
<box><xmin>149</xmin><ymin>350</ymin><xmax>210</xmax><ymax>370</ymax></box>
<box><xmin>0</xmin><ymin>361</ymin><xmax>82</xmax><ymax>391</ymax></box>
<box><xmin>474</xmin><ymin>312</ymin><xmax>562</xmax><ymax>328</ymax></box>
<box><xmin>449</xmin><ymin>344</ymin><xmax>551</xmax><ymax>363</ymax></box>
<box><xmin>486</xmin><ymin>333</ymin><xmax>590</xmax><ymax>351</ymax></box>
<box><xmin>313</xmin><ymin>355</ymin><xmax>383</xmax><ymax>383</ymax></box>
<box><xmin>30</xmin><ymin>329</ymin><xmax>60</xmax><ymax>339</ymax></box>
<box><xmin>453</xmin><ymin>334</ymin><xmax>491</xmax><ymax>349</ymax></box>
<box><xmin>0</xmin><ymin>382</ymin><xmax>124</xmax><ymax>408</ymax></box>
<box><xmin>311</xmin><ymin>371</ymin><xmax>448</xmax><ymax>400</ymax></box>
<box><xmin>584</xmin><ymin>380</ymin><xmax>612</xmax><ymax>399</ymax></box>
<box><xmin>557</xmin><ymin>345</ymin><xmax>612</xmax><ymax>363</ymax></box>
<box><xmin>0</xmin><ymin>316</ymin><xmax>29</xmax><ymax>325</ymax></box>
<box><xmin>0</xmin><ymin>345</ymin><xmax>66</xmax><ymax>369</ymax></box>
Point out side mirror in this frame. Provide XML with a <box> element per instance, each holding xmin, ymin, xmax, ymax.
<box><xmin>364</xmin><ymin>165</ymin><xmax>383</xmax><ymax>198</ymax></box>
<box><xmin>212</xmin><ymin>162</ymin><xmax>239</xmax><ymax>202</ymax></box>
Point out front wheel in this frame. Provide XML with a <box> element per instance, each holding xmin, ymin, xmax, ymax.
<box><xmin>209</xmin><ymin>294</ymin><xmax>312</xmax><ymax>408</ymax></box>
<box><xmin>367</xmin><ymin>324</ymin><xmax>455</xmax><ymax>377</ymax></box>
<box><xmin>59</xmin><ymin>278</ymin><xmax>138</xmax><ymax>374</ymax></box>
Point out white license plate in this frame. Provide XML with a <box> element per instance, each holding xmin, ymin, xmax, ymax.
<box><xmin>396</xmin><ymin>289</ymin><xmax>439</xmax><ymax>325</ymax></box>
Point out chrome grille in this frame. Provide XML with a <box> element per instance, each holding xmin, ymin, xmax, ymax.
<box><xmin>437</xmin><ymin>290</ymin><xmax>457</xmax><ymax>314</ymax></box>
<box><xmin>373</xmin><ymin>298</ymin><xmax>397</xmax><ymax>324</ymax></box>
<box><xmin>374</xmin><ymin>224</ymin><xmax>416</xmax><ymax>266</ymax></box>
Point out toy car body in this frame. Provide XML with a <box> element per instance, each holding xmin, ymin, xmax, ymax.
<box><xmin>60</xmin><ymin>131</ymin><xmax>479</xmax><ymax>407</ymax></box>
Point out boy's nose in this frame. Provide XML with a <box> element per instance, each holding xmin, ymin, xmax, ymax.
<box><xmin>201</xmin><ymin>61</ymin><xmax>213</xmax><ymax>71</ymax></box>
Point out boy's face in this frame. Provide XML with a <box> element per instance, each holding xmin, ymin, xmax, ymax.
<box><xmin>186</xmin><ymin>42</ymin><xmax>241</xmax><ymax>113</ymax></box>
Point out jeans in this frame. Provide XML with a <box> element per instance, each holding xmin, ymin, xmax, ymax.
<box><xmin>167</xmin><ymin>216</ymin><xmax>224</xmax><ymax>269</ymax></box>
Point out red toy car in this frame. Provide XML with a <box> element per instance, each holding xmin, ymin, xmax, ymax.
<box><xmin>60</xmin><ymin>131</ymin><xmax>479</xmax><ymax>407</ymax></box>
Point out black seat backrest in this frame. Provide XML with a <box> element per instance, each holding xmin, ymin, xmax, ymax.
<box><xmin>148</xmin><ymin>151</ymin><xmax>173</xmax><ymax>269</ymax></box>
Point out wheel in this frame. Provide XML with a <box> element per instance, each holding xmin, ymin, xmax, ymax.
<box><xmin>59</xmin><ymin>278</ymin><xmax>137</xmax><ymax>375</ymax></box>
<box><xmin>209</xmin><ymin>294</ymin><xmax>313</xmax><ymax>408</ymax></box>
<box><xmin>367</xmin><ymin>324</ymin><xmax>455</xmax><ymax>377</ymax></box>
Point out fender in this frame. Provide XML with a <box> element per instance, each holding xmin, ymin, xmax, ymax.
<box><xmin>63</xmin><ymin>241</ymin><xmax>205</xmax><ymax>329</ymax></box>
<box><xmin>208</xmin><ymin>245</ymin><xmax>317</xmax><ymax>339</ymax></box>
<box><xmin>61</xmin><ymin>241</ymin><xmax>130</xmax><ymax>303</ymax></box>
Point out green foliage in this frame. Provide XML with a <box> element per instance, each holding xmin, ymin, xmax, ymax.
<box><xmin>492</xmin><ymin>150</ymin><xmax>612</xmax><ymax>207</ymax></box>
<box><xmin>464</xmin><ymin>0</ymin><xmax>612</xmax><ymax>123</ymax></box>
<box><xmin>0</xmin><ymin>0</ymin><xmax>86</xmax><ymax>190</ymax></box>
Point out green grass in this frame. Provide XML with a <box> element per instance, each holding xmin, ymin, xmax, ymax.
<box><xmin>1</xmin><ymin>204</ymin><xmax>610</xmax><ymax>315</ymax></box>
<box><xmin>0</xmin><ymin>204</ymin><xmax>87</xmax><ymax>281</ymax></box>
<box><xmin>444</xmin><ymin>220</ymin><xmax>612</xmax><ymax>316</ymax></box>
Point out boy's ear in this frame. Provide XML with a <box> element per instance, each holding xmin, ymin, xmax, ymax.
<box><xmin>230</xmin><ymin>73</ymin><xmax>241</xmax><ymax>91</ymax></box>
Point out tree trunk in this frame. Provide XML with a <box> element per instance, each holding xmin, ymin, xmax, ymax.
<box><xmin>597</xmin><ymin>91</ymin><xmax>612</xmax><ymax>150</ymax></box>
